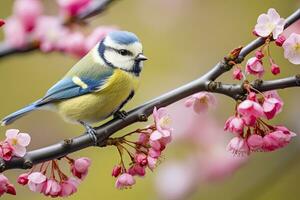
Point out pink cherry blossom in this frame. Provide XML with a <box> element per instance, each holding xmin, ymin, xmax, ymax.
<box><xmin>71</xmin><ymin>157</ymin><xmax>91</xmax><ymax>180</ymax></box>
<box><xmin>3</xmin><ymin>17</ymin><xmax>27</xmax><ymax>48</ymax></box>
<box><xmin>237</xmin><ymin>99</ymin><xmax>264</xmax><ymax>118</ymax></box>
<box><xmin>57</xmin><ymin>0</ymin><xmax>92</xmax><ymax>17</ymax></box>
<box><xmin>232</xmin><ymin>68</ymin><xmax>243</xmax><ymax>80</ymax></box>
<box><xmin>254</xmin><ymin>8</ymin><xmax>285</xmax><ymax>39</ymax></box>
<box><xmin>13</xmin><ymin>0</ymin><xmax>43</xmax><ymax>32</ymax></box>
<box><xmin>0</xmin><ymin>141</ymin><xmax>14</xmax><ymax>161</ymax></box>
<box><xmin>64</xmin><ymin>32</ymin><xmax>87</xmax><ymax>57</ymax></box>
<box><xmin>275</xmin><ymin>35</ymin><xmax>286</xmax><ymax>46</ymax></box>
<box><xmin>185</xmin><ymin>92</ymin><xmax>216</xmax><ymax>113</ymax></box>
<box><xmin>115</xmin><ymin>173</ymin><xmax>135</xmax><ymax>189</ymax></box>
<box><xmin>5</xmin><ymin>129</ymin><xmax>31</xmax><ymax>157</ymax></box>
<box><xmin>135</xmin><ymin>153</ymin><xmax>148</xmax><ymax>166</ymax></box>
<box><xmin>42</xmin><ymin>179</ymin><xmax>61</xmax><ymax>197</ymax></box>
<box><xmin>245</xmin><ymin>57</ymin><xmax>264</xmax><ymax>78</ymax></box>
<box><xmin>271</xmin><ymin>63</ymin><xmax>280</xmax><ymax>75</ymax></box>
<box><xmin>255</xmin><ymin>50</ymin><xmax>264</xmax><ymax>59</ymax></box>
<box><xmin>27</xmin><ymin>172</ymin><xmax>47</xmax><ymax>193</ymax></box>
<box><xmin>112</xmin><ymin>165</ymin><xmax>122</xmax><ymax>177</ymax></box>
<box><xmin>33</xmin><ymin>16</ymin><xmax>69</xmax><ymax>52</ymax></box>
<box><xmin>60</xmin><ymin>178</ymin><xmax>80</xmax><ymax>197</ymax></box>
<box><xmin>275</xmin><ymin>125</ymin><xmax>297</xmax><ymax>137</ymax></box>
<box><xmin>224</xmin><ymin>116</ymin><xmax>245</xmax><ymax>135</ymax></box>
<box><xmin>226</xmin><ymin>137</ymin><xmax>250</xmax><ymax>156</ymax></box>
<box><xmin>151</xmin><ymin>107</ymin><xmax>172</xmax><ymax>142</ymax></box>
<box><xmin>17</xmin><ymin>173</ymin><xmax>29</xmax><ymax>185</ymax></box>
<box><xmin>147</xmin><ymin>156</ymin><xmax>158</xmax><ymax>170</ymax></box>
<box><xmin>264</xmin><ymin>90</ymin><xmax>282</xmax><ymax>101</ymax></box>
<box><xmin>263</xmin><ymin>97</ymin><xmax>283</xmax><ymax>119</ymax></box>
<box><xmin>128</xmin><ymin>165</ymin><xmax>146</xmax><ymax>177</ymax></box>
<box><xmin>0</xmin><ymin>174</ymin><xmax>16</xmax><ymax>196</ymax></box>
<box><xmin>262</xmin><ymin>129</ymin><xmax>295</xmax><ymax>151</ymax></box>
<box><xmin>85</xmin><ymin>26</ymin><xmax>116</xmax><ymax>51</ymax></box>
<box><xmin>247</xmin><ymin>134</ymin><xmax>263</xmax><ymax>151</ymax></box>
<box><xmin>282</xmin><ymin>33</ymin><xmax>300</xmax><ymax>64</ymax></box>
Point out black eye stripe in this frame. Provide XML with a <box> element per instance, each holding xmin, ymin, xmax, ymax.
<box><xmin>105</xmin><ymin>46</ymin><xmax>133</xmax><ymax>56</ymax></box>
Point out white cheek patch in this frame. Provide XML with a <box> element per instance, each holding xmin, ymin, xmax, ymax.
<box><xmin>104</xmin><ymin>50</ymin><xmax>134</xmax><ymax>70</ymax></box>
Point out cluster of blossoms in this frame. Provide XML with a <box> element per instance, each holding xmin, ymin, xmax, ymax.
<box><xmin>0</xmin><ymin>129</ymin><xmax>92</xmax><ymax>197</ymax></box>
<box><xmin>0</xmin><ymin>129</ymin><xmax>31</xmax><ymax>197</ymax></box>
<box><xmin>3</xmin><ymin>0</ymin><xmax>116</xmax><ymax>57</ymax></box>
<box><xmin>232</xmin><ymin>8</ymin><xmax>300</xmax><ymax>80</ymax></box>
<box><xmin>17</xmin><ymin>157</ymin><xmax>91</xmax><ymax>197</ymax></box>
<box><xmin>111</xmin><ymin>107</ymin><xmax>172</xmax><ymax>189</ymax></box>
<box><xmin>225</xmin><ymin>90</ymin><xmax>296</xmax><ymax>155</ymax></box>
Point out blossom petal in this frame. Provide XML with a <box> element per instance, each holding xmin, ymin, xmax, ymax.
<box><xmin>17</xmin><ymin>133</ymin><xmax>31</xmax><ymax>146</ymax></box>
<box><xmin>14</xmin><ymin>145</ymin><xmax>26</xmax><ymax>157</ymax></box>
<box><xmin>5</xmin><ymin>129</ymin><xmax>19</xmax><ymax>139</ymax></box>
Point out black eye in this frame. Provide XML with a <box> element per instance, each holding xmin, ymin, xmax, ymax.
<box><xmin>118</xmin><ymin>49</ymin><xmax>132</xmax><ymax>56</ymax></box>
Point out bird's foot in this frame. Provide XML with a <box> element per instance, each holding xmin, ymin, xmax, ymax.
<box><xmin>114</xmin><ymin>110</ymin><xmax>128</xmax><ymax>120</ymax></box>
<box><xmin>79</xmin><ymin>121</ymin><xmax>98</xmax><ymax>145</ymax></box>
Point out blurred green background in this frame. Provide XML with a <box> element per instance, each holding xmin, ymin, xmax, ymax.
<box><xmin>1</xmin><ymin>0</ymin><xmax>300</xmax><ymax>199</ymax></box>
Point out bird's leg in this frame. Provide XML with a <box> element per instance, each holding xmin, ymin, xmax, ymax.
<box><xmin>113</xmin><ymin>110</ymin><xmax>128</xmax><ymax>120</ymax></box>
<box><xmin>79</xmin><ymin>121</ymin><xmax>98</xmax><ymax>145</ymax></box>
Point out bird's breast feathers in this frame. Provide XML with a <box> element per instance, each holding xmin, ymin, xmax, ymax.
<box><xmin>56</xmin><ymin>68</ymin><xmax>140</xmax><ymax>124</ymax></box>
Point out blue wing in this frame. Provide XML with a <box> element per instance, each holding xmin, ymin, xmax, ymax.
<box><xmin>37</xmin><ymin>71</ymin><xmax>113</xmax><ymax>106</ymax></box>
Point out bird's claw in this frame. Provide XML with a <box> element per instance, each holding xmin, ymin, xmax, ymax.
<box><xmin>79</xmin><ymin>121</ymin><xmax>98</xmax><ymax>145</ymax></box>
<box><xmin>114</xmin><ymin>110</ymin><xmax>128</xmax><ymax>120</ymax></box>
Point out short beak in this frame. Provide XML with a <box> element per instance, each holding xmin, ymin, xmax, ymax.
<box><xmin>135</xmin><ymin>54</ymin><xmax>148</xmax><ymax>61</ymax></box>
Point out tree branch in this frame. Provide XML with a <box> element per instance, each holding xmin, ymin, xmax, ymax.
<box><xmin>1</xmin><ymin>9</ymin><xmax>300</xmax><ymax>172</ymax></box>
<box><xmin>0</xmin><ymin>0</ymin><xmax>116</xmax><ymax>58</ymax></box>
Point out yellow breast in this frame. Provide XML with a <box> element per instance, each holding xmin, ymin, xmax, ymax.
<box><xmin>56</xmin><ymin>69</ymin><xmax>140</xmax><ymax>124</ymax></box>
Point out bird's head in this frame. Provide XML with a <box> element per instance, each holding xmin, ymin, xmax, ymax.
<box><xmin>98</xmin><ymin>31</ymin><xmax>147</xmax><ymax>75</ymax></box>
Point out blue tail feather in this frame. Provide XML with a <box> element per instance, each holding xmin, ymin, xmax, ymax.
<box><xmin>1</xmin><ymin>103</ymin><xmax>38</xmax><ymax>126</ymax></box>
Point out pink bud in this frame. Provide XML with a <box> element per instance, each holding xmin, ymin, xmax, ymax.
<box><xmin>262</xmin><ymin>130</ymin><xmax>294</xmax><ymax>151</ymax></box>
<box><xmin>0</xmin><ymin>141</ymin><xmax>14</xmax><ymax>161</ymax></box>
<box><xmin>71</xmin><ymin>157</ymin><xmax>91</xmax><ymax>180</ymax></box>
<box><xmin>232</xmin><ymin>68</ymin><xmax>243</xmax><ymax>80</ymax></box>
<box><xmin>271</xmin><ymin>63</ymin><xmax>280</xmax><ymax>75</ymax></box>
<box><xmin>238</xmin><ymin>99</ymin><xmax>264</xmax><ymax>118</ymax></box>
<box><xmin>42</xmin><ymin>179</ymin><xmax>61</xmax><ymax>197</ymax></box>
<box><xmin>13</xmin><ymin>0</ymin><xmax>43</xmax><ymax>32</ymax></box>
<box><xmin>128</xmin><ymin>165</ymin><xmax>146</xmax><ymax>177</ymax></box>
<box><xmin>17</xmin><ymin>173</ymin><xmax>29</xmax><ymax>185</ymax></box>
<box><xmin>224</xmin><ymin>116</ymin><xmax>245</xmax><ymax>135</ymax></box>
<box><xmin>147</xmin><ymin>156</ymin><xmax>157</xmax><ymax>170</ymax></box>
<box><xmin>245</xmin><ymin>57</ymin><xmax>264</xmax><ymax>78</ymax></box>
<box><xmin>6</xmin><ymin>184</ymin><xmax>16</xmax><ymax>195</ymax></box>
<box><xmin>0</xmin><ymin>19</ymin><xmax>5</xmax><ymax>27</ymax></box>
<box><xmin>148</xmin><ymin>148</ymin><xmax>161</xmax><ymax>158</ymax></box>
<box><xmin>255</xmin><ymin>50</ymin><xmax>264</xmax><ymax>59</ymax></box>
<box><xmin>247</xmin><ymin>134</ymin><xmax>263</xmax><ymax>151</ymax></box>
<box><xmin>60</xmin><ymin>178</ymin><xmax>79</xmax><ymax>197</ymax></box>
<box><xmin>263</xmin><ymin>97</ymin><xmax>283</xmax><ymax>120</ymax></box>
<box><xmin>28</xmin><ymin>172</ymin><xmax>47</xmax><ymax>193</ymax></box>
<box><xmin>135</xmin><ymin>153</ymin><xmax>148</xmax><ymax>166</ymax></box>
<box><xmin>112</xmin><ymin>165</ymin><xmax>122</xmax><ymax>177</ymax></box>
<box><xmin>275</xmin><ymin>35</ymin><xmax>286</xmax><ymax>47</ymax></box>
<box><xmin>226</xmin><ymin>137</ymin><xmax>250</xmax><ymax>156</ymax></box>
<box><xmin>115</xmin><ymin>173</ymin><xmax>135</xmax><ymax>189</ymax></box>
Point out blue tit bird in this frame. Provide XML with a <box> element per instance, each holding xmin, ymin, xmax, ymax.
<box><xmin>1</xmin><ymin>31</ymin><xmax>147</xmax><ymax>143</ymax></box>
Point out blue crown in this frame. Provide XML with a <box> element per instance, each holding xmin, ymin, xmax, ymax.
<box><xmin>108</xmin><ymin>31</ymin><xmax>139</xmax><ymax>45</ymax></box>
